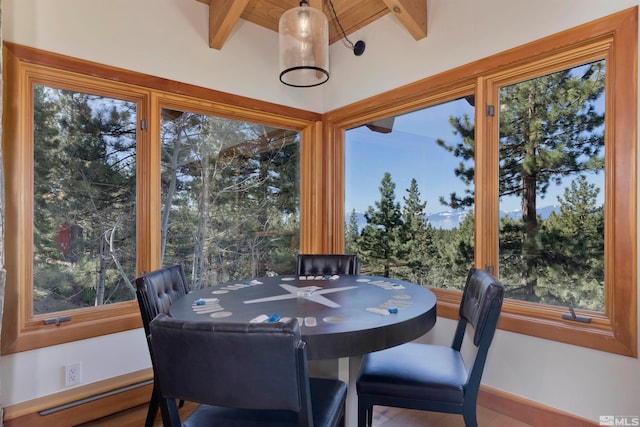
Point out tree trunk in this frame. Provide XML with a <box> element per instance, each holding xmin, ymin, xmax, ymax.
<box><xmin>520</xmin><ymin>88</ymin><xmax>539</xmax><ymax>300</ymax></box>
<box><xmin>521</xmin><ymin>172</ymin><xmax>538</xmax><ymax>299</ymax></box>
<box><xmin>160</xmin><ymin>129</ymin><xmax>182</xmax><ymax>263</ymax></box>
<box><xmin>96</xmin><ymin>233</ymin><xmax>108</xmax><ymax>305</ymax></box>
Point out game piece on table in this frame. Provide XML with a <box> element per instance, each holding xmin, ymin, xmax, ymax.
<box><xmin>250</xmin><ymin>314</ymin><xmax>269</xmax><ymax>323</ymax></box>
<box><xmin>267</xmin><ymin>313</ymin><xmax>281</xmax><ymax>323</ymax></box>
<box><xmin>366</xmin><ymin>307</ymin><xmax>390</xmax><ymax>316</ymax></box>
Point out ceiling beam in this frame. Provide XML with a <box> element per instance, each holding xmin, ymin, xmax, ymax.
<box><xmin>208</xmin><ymin>0</ymin><xmax>251</xmax><ymax>50</ymax></box>
<box><xmin>381</xmin><ymin>0</ymin><xmax>428</xmax><ymax>40</ymax></box>
<box><xmin>196</xmin><ymin>0</ymin><xmax>427</xmax><ymax>50</ymax></box>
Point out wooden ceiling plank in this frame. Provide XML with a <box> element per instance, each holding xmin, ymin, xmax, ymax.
<box><xmin>240</xmin><ymin>0</ymin><xmax>288</xmax><ymax>33</ymax></box>
<box><xmin>208</xmin><ymin>0</ymin><xmax>252</xmax><ymax>50</ymax></box>
<box><xmin>325</xmin><ymin>0</ymin><xmax>388</xmax><ymax>44</ymax></box>
<box><xmin>382</xmin><ymin>0</ymin><xmax>428</xmax><ymax>40</ymax></box>
<box><xmin>197</xmin><ymin>0</ymin><xmax>424</xmax><ymax>48</ymax></box>
<box><xmin>308</xmin><ymin>0</ymin><xmax>323</xmax><ymax>10</ymax></box>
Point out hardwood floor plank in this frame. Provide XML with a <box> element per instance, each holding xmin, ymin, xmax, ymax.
<box><xmin>80</xmin><ymin>401</ymin><xmax>535</xmax><ymax>426</ymax></box>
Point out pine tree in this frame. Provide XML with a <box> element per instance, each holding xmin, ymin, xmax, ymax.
<box><xmin>537</xmin><ymin>176</ymin><xmax>604</xmax><ymax>310</ymax></box>
<box><xmin>438</xmin><ymin>61</ymin><xmax>605</xmax><ymax>300</ymax></box>
<box><xmin>400</xmin><ymin>179</ymin><xmax>434</xmax><ymax>284</ymax></box>
<box><xmin>357</xmin><ymin>173</ymin><xmax>407</xmax><ymax>277</ymax></box>
<box><xmin>345</xmin><ymin>209</ymin><xmax>360</xmax><ymax>255</ymax></box>
<box><xmin>431</xmin><ymin>212</ymin><xmax>475</xmax><ymax>289</ymax></box>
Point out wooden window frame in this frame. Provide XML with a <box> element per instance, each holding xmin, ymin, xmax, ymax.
<box><xmin>1</xmin><ymin>42</ymin><xmax>322</xmax><ymax>354</ymax></box>
<box><xmin>324</xmin><ymin>8</ymin><xmax>637</xmax><ymax>357</ymax></box>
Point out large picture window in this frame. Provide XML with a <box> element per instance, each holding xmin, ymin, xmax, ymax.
<box><xmin>159</xmin><ymin>107</ymin><xmax>300</xmax><ymax>288</ymax></box>
<box><xmin>344</xmin><ymin>97</ymin><xmax>476</xmax><ymax>289</ymax></box>
<box><xmin>1</xmin><ymin>44</ymin><xmax>314</xmax><ymax>353</ymax></box>
<box><xmin>329</xmin><ymin>8</ymin><xmax>636</xmax><ymax>356</ymax></box>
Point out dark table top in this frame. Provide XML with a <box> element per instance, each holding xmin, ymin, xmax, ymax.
<box><xmin>170</xmin><ymin>274</ymin><xmax>437</xmax><ymax>360</ymax></box>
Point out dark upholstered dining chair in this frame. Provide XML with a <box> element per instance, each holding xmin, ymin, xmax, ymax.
<box><xmin>296</xmin><ymin>254</ymin><xmax>360</xmax><ymax>276</ymax></box>
<box><xmin>135</xmin><ymin>264</ymin><xmax>189</xmax><ymax>427</ymax></box>
<box><xmin>149</xmin><ymin>314</ymin><xmax>348</xmax><ymax>427</ymax></box>
<box><xmin>356</xmin><ymin>267</ymin><xmax>504</xmax><ymax>427</ymax></box>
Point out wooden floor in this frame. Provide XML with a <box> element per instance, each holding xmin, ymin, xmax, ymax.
<box><xmin>80</xmin><ymin>401</ymin><xmax>534</xmax><ymax>426</ymax></box>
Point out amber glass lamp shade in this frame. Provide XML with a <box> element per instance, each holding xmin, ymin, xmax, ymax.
<box><xmin>279</xmin><ymin>1</ymin><xmax>329</xmax><ymax>87</ymax></box>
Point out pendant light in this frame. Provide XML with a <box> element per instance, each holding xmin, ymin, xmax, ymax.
<box><xmin>279</xmin><ymin>0</ymin><xmax>329</xmax><ymax>87</ymax></box>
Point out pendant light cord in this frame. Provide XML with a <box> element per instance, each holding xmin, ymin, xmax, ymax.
<box><xmin>325</xmin><ymin>0</ymin><xmax>365</xmax><ymax>56</ymax></box>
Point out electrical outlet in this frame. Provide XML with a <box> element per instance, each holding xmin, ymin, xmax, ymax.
<box><xmin>64</xmin><ymin>362</ymin><xmax>81</xmax><ymax>387</ymax></box>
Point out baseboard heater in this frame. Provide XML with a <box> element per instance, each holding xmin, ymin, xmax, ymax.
<box><xmin>38</xmin><ymin>378</ymin><xmax>153</xmax><ymax>416</ymax></box>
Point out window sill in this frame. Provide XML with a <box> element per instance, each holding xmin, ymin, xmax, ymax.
<box><xmin>432</xmin><ymin>288</ymin><xmax>637</xmax><ymax>358</ymax></box>
<box><xmin>1</xmin><ymin>302</ymin><xmax>141</xmax><ymax>355</ymax></box>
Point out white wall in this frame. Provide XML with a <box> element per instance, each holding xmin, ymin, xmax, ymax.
<box><xmin>2</xmin><ymin>0</ymin><xmax>640</xmax><ymax>422</ymax></box>
<box><xmin>325</xmin><ymin>0</ymin><xmax>640</xmax><ymax>110</ymax></box>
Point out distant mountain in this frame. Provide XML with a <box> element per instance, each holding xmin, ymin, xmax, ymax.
<box><xmin>502</xmin><ymin>204</ymin><xmax>559</xmax><ymax>222</ymax></box>
<box><xmin>347</xmin><ymin>205</ymin><xmax>560</xmax><ymax>231</ymax></box>
<box><xmin>426</xmin><ymin>209</ymin><xmax>471</xmax><ymax>230</ymax></box>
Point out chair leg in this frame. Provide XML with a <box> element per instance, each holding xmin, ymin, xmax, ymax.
<box><xmin>144</xmin><ymin>384</ymin><xmax>160</xmax><ymax>427</ymax></box>
<box><xmin>357</xmin><ymin>399</ymin><xmax>372</xmax><ymax>427</ymax></box>
<box><xmin>165</xmin><ymin>397</ymin><xmax>183</xmax><ymax>427</ymax></box>
<box><xmin>150</xmin><ymin>378</ymin><xmax>180</xmax><ymax>426</ymax></box>
<box><xmin>462</xmin><ymin>405</ymin><xmax>478</xmax><ymax>427</ymax></box>
<box><xmin>155</xmin><ymin>382</ymin><xmax>175</xmax><ymax>427</ymax></box>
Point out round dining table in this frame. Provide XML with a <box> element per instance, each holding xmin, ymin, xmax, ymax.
<box><xmin>169</xmin><ymin>274</ymin><xmax>437</xmax><ymax>360</ymax></box>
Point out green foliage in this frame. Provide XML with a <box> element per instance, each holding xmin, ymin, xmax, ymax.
<box><xmin>398</xmin><ymin>179</ymin><xmax>436</xmax><ymax>285</ymax></box>
<box><xmin>159</xmin><ymin>110</ymin><xmax>300</xmax><ymax>289</ymax></box>
<box><xmin>538</xmin><ymin>176</ymin><xmax>604</xmax><ymax>310</ymax></box>
<box><xmin>356</xmin><ymin>173</ymin><xmax>407</xmax><ymax>277</ymax></box>
<box><xmin>349</xmin><ymin>168</ymin><xmax>604</xmax><ymax>311</ymax></box>
<box><xmin>434</xmin><ymin>61</ymin><xmax>606</xmax><ymax>309</ymax></box>
<box><xmin>499</xmin><ymin>176</ymin><xmax>604</xmax><ymax>310</ymax></box>
<box><xmin>431</xmin><ymin>212</ymin><xmax>475</xmax><ymax>289</ymax></box>
<box><xmin>349</xmin><ymin>173</ymin><xmax>473</xmax><ymax>290</ymax></box>
<box><xmin>345</xmin><ymin>209</ymin><xmax>360</xmax><ymax>256</ymax></box>
<box><xmin>32</xmin><ymin>86</ymin><xmax>138</xmax><ymax>314</ymax></box>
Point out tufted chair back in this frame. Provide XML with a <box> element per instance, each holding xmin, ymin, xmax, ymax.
<box><xmin>134</xmin><ymin>264</ymin><xmax>189</xmax><ymax>427</ymax></box>
<box><xmin>135</xmin><ymin>264</ymin><xmax>188</xmax><ymax>337</ymax></box>
<box><xmin>296</xmin><ymin>254</ymin><xmax>360</xmax><ymax>275</ymax></box>
<box><xmin>457</xmin><ymin>267</ymin><xmax>504</xmax><ymax>347</ymax></box>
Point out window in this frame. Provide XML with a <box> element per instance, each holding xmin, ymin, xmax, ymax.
<box><xmin>32</xmin><ymin>85</ymin><xmax>138</xmax><ymax>315</ymax></box>
<box><xmin>328</xmin><ymin>8</ymin><xmax>637</xmax><ymax>356</ymax></box>
<box><xmin>2</xmin><ymin>44</ymin><xmax>315</xmax><ymax>353</ymax></box>
<box><xmin>495</xmin><ymin>60</ymin><xmax>605</xmax><ymax>312</ymax></box>
<box><xmin>2</xmin><ymin>57</ymin><xmax>150</xmax><ymax>353</ymax></box>
<box><xmin>159</xmin><ymin>106</ymin><xmax>300</xmax><ymax>287</ymax></box>
<box><xmin>344</xmin><ymin>97</ymin><xmax>476</xmax><ymax>289</ymax></box>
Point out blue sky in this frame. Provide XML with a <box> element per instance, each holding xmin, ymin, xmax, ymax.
<box><xmin>345</xmin><ymin>98</ymin><xmax>476</xmax><ymax>215</ymax></box>
<box><xmin>344</xmin><ymin>97</ymin><xmax>604</xmax><ymax>216</ymax></box>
